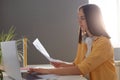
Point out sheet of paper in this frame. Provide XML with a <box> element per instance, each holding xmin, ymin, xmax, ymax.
<box><xmin>33</xmin><ymin>38</ymin><xmax>62</xmax><ymax>62</ymax></box>
<box><xmin>33</xmin><ymin>38</ymin><xmax>51</xmax><ymax>61</ymax></box>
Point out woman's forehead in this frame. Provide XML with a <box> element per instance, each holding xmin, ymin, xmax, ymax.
<box><xmin>78</xmin><ymin>9</ymin><xmax>85</xmax><ymax>17</ymax></box>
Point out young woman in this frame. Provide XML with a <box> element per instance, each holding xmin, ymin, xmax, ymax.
<box><xmin>29</xmin><ymin>4</ymin><xmax>117</xmax><ymax>80</ymax></box>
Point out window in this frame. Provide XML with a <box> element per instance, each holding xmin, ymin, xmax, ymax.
<box><xmin>89</xmin><ymin>0</ymin><xmax>120</xmax><ymax>47</ymax></box>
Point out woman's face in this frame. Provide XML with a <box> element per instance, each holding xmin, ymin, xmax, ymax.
<box><xmin>78</xmin><ymin>9</ymin><xmax>87</xmax><ymax>33</ymax></box>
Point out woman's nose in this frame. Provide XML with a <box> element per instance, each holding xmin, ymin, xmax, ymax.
<box><xmin>79</xmin><ymin>20</ymin><xmax>82</xmax><ymax>25</ymax></box>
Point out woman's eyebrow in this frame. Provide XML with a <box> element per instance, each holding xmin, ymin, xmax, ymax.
<box><xmin>81</xmin><ymin>16</ymin><xmax>85</xmax><ymax>18</ymax></box>
<box><xmin>79</xmin><ymin>16</ymin><xmax>85</xmax><ymax>19</ymax></box>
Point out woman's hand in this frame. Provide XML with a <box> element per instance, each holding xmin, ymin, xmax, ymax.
<box><xmin>50</xmin><ymin>61</ymin><xmax>74</xmax><ymax>68</ymax></box>
<box><xmin>29</xmin><ymin>68</ymin><xmax>50</xmax><ymax>74</ymax></box>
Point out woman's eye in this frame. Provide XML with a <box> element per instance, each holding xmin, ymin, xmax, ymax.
<box><xmin>81</xmin><ymin>17</ymin><xmax>85</xmax><ymax>20</ymax></box>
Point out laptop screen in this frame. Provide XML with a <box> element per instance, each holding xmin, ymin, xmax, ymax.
<box><xmin>1</xmin><ymin>41</ymin><xmax>22</xmax><ymax>80</ymax></box>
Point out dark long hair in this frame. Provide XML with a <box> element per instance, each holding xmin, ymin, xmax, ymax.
<box><xmin>79</xmin><ymin>4</ymin><xmax>110</xmax><ymax>43</ymax></box>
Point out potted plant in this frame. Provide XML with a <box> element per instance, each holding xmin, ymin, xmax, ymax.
<box><xmin>0</xmin><ymin>26</ymin><xmax>16</xmax><ymax>64</ymax></box>
<box><xmin>0</xmin><ymin>26</ymin><xmax>16</xmax><ymax>80</ymax></box>
<box><xmin>0</xmin><ymin>26</ymin><xmax>26</xmax><ymax>80</ymax></box>
<box><xmin>0</xmin><ymin>26</ymin><xmax>25</xmax><ymax>64</ymax></box>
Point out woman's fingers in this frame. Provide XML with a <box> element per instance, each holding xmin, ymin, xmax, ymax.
<box><xmin>29</xmin><ymin>68</ymin><xmax>40</xmax><ymax>72</ymax></box>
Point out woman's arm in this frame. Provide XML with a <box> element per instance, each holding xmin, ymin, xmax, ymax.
<box><xmin>29</xmin><ymin>66</ymin><xmax>82</xmax><ymax>75</ymax></box>
<box><xmin>50</xmin><ymin>61</ymin><xmax>74</xmax><ymax>68</ymax></box>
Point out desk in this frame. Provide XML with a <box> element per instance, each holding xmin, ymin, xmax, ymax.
<box><xmin>3</xmin><ymin>74</ymin><xmax>87</xmax><ymax>80</ymax></box>
<box><xmin>2</xmin><ymin>64</ymin><xmax>87</xmax><ymax>80</ymax></box>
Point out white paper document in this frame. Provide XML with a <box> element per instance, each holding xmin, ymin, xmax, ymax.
<box><xmin>33</xmin><ymin>38</ymin><xmax>62</xmax><ymax>62</ymax></box>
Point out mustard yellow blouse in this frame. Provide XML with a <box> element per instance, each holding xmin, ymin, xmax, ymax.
<box><xmin>74</xmin><ymin>36</ymin><xmax>117</xmax><ymax>80</ymax></box>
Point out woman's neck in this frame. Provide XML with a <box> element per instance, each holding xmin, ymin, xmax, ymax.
<box><xmin>86</xmin><ymin>30</ymin><xmax>93</xmax><ymax>37</ymax></box>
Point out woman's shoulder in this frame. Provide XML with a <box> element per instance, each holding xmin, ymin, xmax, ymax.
<box><xmin>79</xmin><ymin>36</ymin><xmax>111</xmax><ymax>46</ymax></box>
<box><xmin>94</xmin><ymin>36</ymin><xmax>109</xmax><ymax>41</ymax></box>
<box><xmin>93</xmin><ymin>36</ymin><xmax>111</xmax><ymax>46</ymax></box>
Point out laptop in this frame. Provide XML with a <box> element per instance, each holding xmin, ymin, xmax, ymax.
<box><xmin>1</xmin><ymin>41</ymin><xmax>54</xmax><ymax>80</ymax></box>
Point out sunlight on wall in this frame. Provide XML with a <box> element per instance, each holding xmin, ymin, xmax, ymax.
<box><xmin>89</xmin><ymin>0</ymin><xmax>120</xmax><ymax>47</ymax></box>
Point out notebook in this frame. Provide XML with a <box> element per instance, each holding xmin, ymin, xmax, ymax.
<box><xmin>1</xmin><ymin>41</ymin><xmax>58</xmax><ymax>80</ymax></box>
